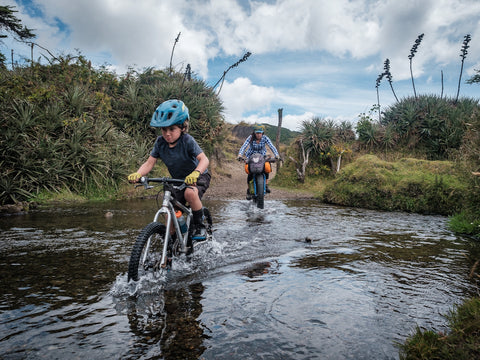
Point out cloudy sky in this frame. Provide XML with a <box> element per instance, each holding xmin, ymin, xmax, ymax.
<box><xmin>3</xmin><ymin>0</ymin><xmax>480</xmax><ymax>130</ymax></box>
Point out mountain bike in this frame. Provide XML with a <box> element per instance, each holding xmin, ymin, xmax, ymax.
<box><xmin>240</xmin><ymin>154</ymin><xmax>276</xmax><ymax>209</ymax></box>
<box><xmin>127</xmin><ymin>176</ymin><xmax>213</xmax><ymax>282</ymax></box>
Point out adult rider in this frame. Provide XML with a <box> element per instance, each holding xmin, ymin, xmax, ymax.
<box><xmin>237</xmin><ymin>124</ymin><xmax>280</xmax><ymax>199</ymax></box>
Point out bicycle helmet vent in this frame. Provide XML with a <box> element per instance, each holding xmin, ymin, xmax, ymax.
<box><xmin>150</xmin><ymin>99</ymin><xmax>189</xmax><ymax>128</ymax></box>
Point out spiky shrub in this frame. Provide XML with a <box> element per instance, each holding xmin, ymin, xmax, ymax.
<box><xmin>0</xmin><ymin>99</ymin><xmax>133</xmax><ymax>204</ymax></box>
<box><xmin>355</xmin><ymin>105</ymin><xmax>399</xmax><ymax>153</ymax></box>
<box><xmin>112</xmin><ymin>68</ymin><xmax>224</xmax><ymax>157</ymax></box>
<box><xmin>380</xmin><ymin>95</ymin><xmax>479</xmax><ymax>159</ymax></box>
<box><xmin>0</xmin><ymin>55</ymin><xmax>225</xmax><ymax>204</ymax></box>
<box><xmin>297</xmin><ymin>117</ymin><xmax>355</xmax><ymax>174</ymax></box>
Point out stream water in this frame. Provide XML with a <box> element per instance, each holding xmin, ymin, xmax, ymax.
<box><xmin>0</xmin><ymin>198</ymin><xmax>478</xmax><ymax>359</ymax></box>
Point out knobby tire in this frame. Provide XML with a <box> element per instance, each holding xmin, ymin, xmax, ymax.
<box><xmin>255</xmin><ymin>174</ymin><xmax>265</xmax><ymax>209</ymax></box>
<box><xmin>128</xmin><ymin>222</ymin><xmax>167</xmax><ymax>282</ymax></box>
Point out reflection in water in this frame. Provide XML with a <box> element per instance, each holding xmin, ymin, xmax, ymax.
<box><xmin>122</xmin><ymin>283</ymin><xmax>207</xmax><ymax>359</ymax></box>
<box><xmin>0</xmin><ymin>199</ymin><xmax>478</xmax><ymax>359</ymax></box>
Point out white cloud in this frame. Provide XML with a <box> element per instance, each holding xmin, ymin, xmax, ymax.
<box><xmin>218</xmin><ymin>77</ymin><xmax>276</xmax><ymax>120</ymax></box>
<box><xmin>242</xmin><ymin>111</ymin><xmax>314</xmax><ymax>132</ymax></box>
<box><xmin>4</xmin><ymin>0</ymin><xmax>480</xmax><ymax>132</ymax></box>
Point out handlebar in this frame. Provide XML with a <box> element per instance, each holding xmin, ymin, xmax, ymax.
<box><xmin>135</xmin><ymin>176</ymin><xmax>186</xmax><ymax>190</ymax></box>
<box><xmin>237</xmin><ymin>156</ymin><xmax>278</xmax><ymax>163</ymax></box>
<box><xmin>135</xmin><ymin>176</ymin><xmax>206</xmax><ymax>189</ymax></box>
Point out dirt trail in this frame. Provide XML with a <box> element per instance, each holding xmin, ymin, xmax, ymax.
<box><xmin>203</xmin><ymin>160</ymin><xmax>315</xmax><ymax>201</ymax></box>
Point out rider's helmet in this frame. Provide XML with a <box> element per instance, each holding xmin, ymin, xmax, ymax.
<box><xmin>253</xmin><ymin>124</ymin><xmax>265</xmax><ymax>133</ymax></box>
<box><xmin>150</xmin><ymin>99</ymin><xmax>189</xmax><ymax>128</ymax></box>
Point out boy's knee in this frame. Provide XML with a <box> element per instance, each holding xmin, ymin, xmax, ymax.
<box><xmin>184</xmin><ymin>187</ymin><xmax>199</xmax><ymax>199</ymax></box>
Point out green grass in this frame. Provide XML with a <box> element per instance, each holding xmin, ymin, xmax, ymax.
<box><xmin>398</xmin><ymin>297</ymin><xmax>480</xmax><ymax>359</ymax></box>
<box><xmin>449</xmin><ymin>212</ymin><xmax>480</xmax><ymax>239</ymax></box>
<box><xmin>322</xmin><ymin>155</ymin><xmax>467</xmax><ymax>215</ymax></box>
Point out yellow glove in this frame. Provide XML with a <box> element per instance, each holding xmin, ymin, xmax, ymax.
<box><xmin>128</xmin><ymin>172</ymin><xmax>141</xmax><ymax>183</ymax></box>
<box><xmin>185</xmin><ymin>170</ymin><xmax>200</xmax><ymax>185</ymax></box>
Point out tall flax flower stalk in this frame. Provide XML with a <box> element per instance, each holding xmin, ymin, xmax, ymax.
<box><xmin>455</xmin><ymin>34</ymin><xmax>471</xmax><ymax>103</ymax></box>
<box><xmin>169</xmin><ymin>32</ymin><xmax>181</xmax><ymax>75</ymax></box>
<box><xmin>441</xmin><ymin>70</ymin><xmax>444</xmax><ymax>98</ymax></box>
<box><xmin>375</xmin><ymin>72</ymin><xmax>385</xmax><ymax>122</ymax></box>
<box><xmin>384</xmin><ymin>58</ymin><xmax>398</xmax><ymax>102</ymax></box>
<box><xmin>213</xmin><ymin>52</ymin><xmax>252</xmax><ymax>94</ymax></box>
<box><xmin>408</xmin><ymin>33</ymin><xmax>424</xmax><ymax>100</ymax></box>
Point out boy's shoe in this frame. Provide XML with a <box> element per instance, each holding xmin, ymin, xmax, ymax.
<box><xmin>265</xmin><ymin>185</ymin><xmax>271</xmax><ymax>193</ymax></box>
<box><xmin>192</xmin><ymin>224</ymin><xmax>207</xmax><ymax>241</ymax></box>
<box><xmin>246</xmin><ymin>189</ymin><xmax>252</xmax><ymax>200</ymax></box>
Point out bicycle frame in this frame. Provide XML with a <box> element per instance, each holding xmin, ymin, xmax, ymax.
<box><xmin>154</xmin><ymin>189</ymin><xmax>192</xmax><ymax>268</ymax></box>
<box><xmin>137</xmin><ymin>177</ymin><xmax>192</xmax><ymax>269</ymax></box>
<box><xmin>128</xmin><ymin>176</ymin><xmax>213</xmax><ymax>280</ymax></box>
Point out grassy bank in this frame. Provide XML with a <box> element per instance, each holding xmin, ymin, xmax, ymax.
<box><xmin>398</xmin><ymin>297</ymin><xmax>480</xmax><ymax>359</ymax></box>
<box><xmin>323</xmin><ymin>154</ymin><xmax>467</xmax><ymax>216</ymax></box>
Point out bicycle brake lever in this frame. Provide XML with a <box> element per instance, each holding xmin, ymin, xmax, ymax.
<box><xmin>135</xmin><ymin>184</ymin><xmax>153</xmax><ymax>189</ymax></box>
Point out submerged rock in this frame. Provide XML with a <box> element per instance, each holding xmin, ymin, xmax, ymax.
<box><xmin>0</xmin><ymin>203</ymin><xmax>25</xmax><ymax>215</ymax></box>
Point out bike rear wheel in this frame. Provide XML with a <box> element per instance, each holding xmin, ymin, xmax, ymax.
<box><xmin>254</xmin><ymin>174</ymin><xmax>265</xmax><ymax>209</ymax></box>
<box><xmin>128</xmin><ymin>222</ymin><xmax>169</xmax><ymax>281</ymax></box>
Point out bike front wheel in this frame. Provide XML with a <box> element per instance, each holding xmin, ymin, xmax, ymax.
<box><xmin>128</xmin><ymin>222</ymin><xmax>168</xmax><ymax>282</ymax></box>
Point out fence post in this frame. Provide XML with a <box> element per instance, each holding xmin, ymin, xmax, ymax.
<box><xmin>276</xmin><ymin>108</ymin><xmax>283</xmax><ymax>172</ymax></box>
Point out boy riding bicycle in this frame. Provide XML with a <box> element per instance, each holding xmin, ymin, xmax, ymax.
<box><xmin>128</xmin><ymin>99</ymin><xmax>210</xmax><ymax>240</ymax></box>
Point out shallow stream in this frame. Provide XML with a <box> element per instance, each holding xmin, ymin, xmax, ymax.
<box><xmin>0</xmin><ymin>198</ymin><xmax>477</xmax><ymax>359</ymax></box>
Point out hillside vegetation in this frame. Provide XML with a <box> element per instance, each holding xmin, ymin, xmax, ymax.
<box><xmin>1</xmin><ymin>53</ymin><xmax>480</xmax><ymax>242</ymax></box>
<box><xmin>0</xmin><ymin>56</ymin><xmax>224</xmax><ymax>204</ymax></box>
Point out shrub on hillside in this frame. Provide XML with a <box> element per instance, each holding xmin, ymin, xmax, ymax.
<box><xmin>379</xmin><ymin>95</ymin><xmax>480</xmax><ymax>160</ymax></box>
<box><xmin>0</xmin><ymin>56</ymin><xmax>224</xmax><ymax>204</ymax></box>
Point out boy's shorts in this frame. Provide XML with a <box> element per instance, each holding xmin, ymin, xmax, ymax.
<box><xmin>173</xmin><ymin>171</ymin><xmax>211</xmax><ymax>205</ymax></box>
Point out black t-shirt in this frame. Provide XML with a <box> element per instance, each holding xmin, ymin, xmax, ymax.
<box><xmin>150</xmin><ymin>133</ymin><xmax>204</xmax><ymax>179</ymax></box>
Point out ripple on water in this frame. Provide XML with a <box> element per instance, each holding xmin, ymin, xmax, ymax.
<box><xmin>0</xmin><ymin>200</ymin><xmax>477</xmax><ymax>360</ymax></box>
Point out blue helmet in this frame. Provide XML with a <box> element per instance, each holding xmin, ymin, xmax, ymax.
<box><xmin>150</xmin><ymin>99</ymin><xmax>189</xmax><ymax>128</ymax></box>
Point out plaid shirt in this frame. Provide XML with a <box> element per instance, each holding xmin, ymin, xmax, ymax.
<box><xmin>238</xmin><ymin>135</ymin><xmax>279</xmax><ymax>159</ymax></box>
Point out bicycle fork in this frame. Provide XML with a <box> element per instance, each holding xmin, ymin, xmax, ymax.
<box><xmin>145</xmin><ymin>190</ymin><xmax>190</xmax><ymax>268</ymax></box>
